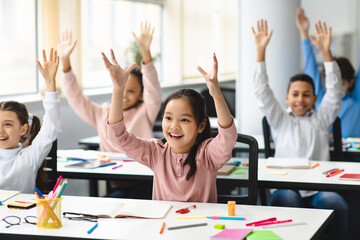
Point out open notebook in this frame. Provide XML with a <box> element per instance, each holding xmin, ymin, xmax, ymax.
<box><xmin>65</xmin><ymin>197</ymin><xmax>172</xmax><ymax>219</ymax></box>
<box><xmin>0</xmin><ymin>189</ymin><xmax>19</xmax><ymax>202</ymax></box>
<box><xmin>266</xmin><ymin>157</ymin><xmax>310</xmax><ymax>169</ymax></box>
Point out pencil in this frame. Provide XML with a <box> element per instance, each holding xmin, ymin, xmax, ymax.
<box><xmin>311</xmin><ymin>163</ymin><xmax>320</xmax><ymax>169</ymax></box>
<box><xmin>167</xmin><ymin>222</ymin><xmax>207</xmax><ymax>230</ymax></box>
<box><xmin>159</xmin><ymin>222</ymin><xmax>166</xmax><ymax>234</ymax></box>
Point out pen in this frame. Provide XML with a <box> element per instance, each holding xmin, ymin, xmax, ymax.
<box><xmin>246</xmin><ymin>217</ymin><xmax>277</xmax><ymax>226</ymax></box>
<box><xmin>159</xmin><ymin>222</ymin><xmax>166</xmax><ymax>234</ymax></box>
<box><xmin>98</xmin><ymin>162</ymin><xmax>117</xmax><ymax>168</ymax></box>
<box><xmin>262</xmin><ymin>221</ymin><xmax>306</xmax><ymax>229</ymax></box>
<box><xmin>206</xmin><ymin>216</ymin><xmax>245</xmax><ymax>220</ymax></box>
<box><xmin>67</xmin><ymin>158</ymin><xmax>88</xmax><ymax>162</ymax></box>
<box><xmin>253</xmin><ymin>219</ymin><xmax>292</xmax><ymax>227</ymax></box>
<box><xmin>87</xmin><ymin>222</ymin><xmax>98</xmax><ymax>234</ymax></box>
<box><xmin>35</xmin><ymin>187</ymin><xmax>45</xmax><ymax>199</ymax></box>
<box><xmin>326</xmin><ymin>169</ymin><xmax>344</xmax><ymax>177</ymax></box>
<box><xmin>112</xmin><ymin>164</ymin><xmax>123</xmax><ymax>170</ymax></box>
<box><xmin>177</xmin><ymin>215</ymin><xmax>224</xmax><ymax>220</ymax></box>
<box><xmin>323</xmin><ymin>168</ymin><xmax>338</xmax><ymax>174</ymax></box>
<box><xmin>311</xmin><ymin>163</ymin><xmax>320</xmax><ymax>169</ymax></box>
<box><xmin>167</xmin><ymin>222</ymin><xmax>207</xmax><ymax>230</ymax></box>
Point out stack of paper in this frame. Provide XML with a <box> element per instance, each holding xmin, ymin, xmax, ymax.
<box><xmin>0</xmin><ymin>189</ymin><xmax>19</xmax><ymax>202</ymax></box>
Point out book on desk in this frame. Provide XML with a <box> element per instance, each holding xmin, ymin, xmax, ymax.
<box><xmin>266</xmin><ymin>157</ymin><xmax>310</xmax><ymax>169</ymax></box>
<box><xmin>65</xmin><ymin>197</ymin><xmax>172</xmax><ymax>219</ymax></box>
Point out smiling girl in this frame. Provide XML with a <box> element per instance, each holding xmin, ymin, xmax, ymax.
<box><xmin>103</xmin><ymin>50</ymin><xmax>237</xmax><ymax>202</ymax></box>
<box><xmin>0</xmin><ymin>49</ymin><xmax>61</xmax><ymax>193</ymax></box>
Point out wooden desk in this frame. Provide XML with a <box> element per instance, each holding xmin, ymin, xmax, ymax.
<box><xmin>0</xmin><ymin>194</ymin><xmax>332</xmax><ymax>240</ymax></box>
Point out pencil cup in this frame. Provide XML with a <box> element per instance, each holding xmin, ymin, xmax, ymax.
<box><xmin>36</xmin><ymin>197</ymin><xmax>62</xmax><ymax>229</ymax></box>
<box><xmin>227</xmin><ymin>201</ymin><xmax>236</xmax><ymax>216</ymax></box>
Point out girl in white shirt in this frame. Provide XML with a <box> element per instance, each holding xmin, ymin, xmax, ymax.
<box><xmin>0</xmin><ymin>49</ymin><xmax>61</xmax><ymax>193</ymax></box>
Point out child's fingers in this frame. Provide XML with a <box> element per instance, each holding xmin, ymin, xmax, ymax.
<box><xmin>251</xmin><ymin>27</ymin><xmax>256</xmax><ymax>35</ymax></box>
<box><xmin>36</xmin><ymin>60</ymin><xmax>43</xmax><ymax>71</ymax></box>
<box><xmin>151</xmin><ymin>26</ymin><xmax>155</xmax><ymax>36</ymax></box>
<box><xmin>56</xmin><ymin>56</ymin><xmax>60</xmax><ymax>67</ymax></box>
<box><xmin>197</xmin><ymin>66</ymin><xmax>208</xmax><ymax>78</ymax></box>
<box><xmin>309</xmin><ymin>34</ymin><xmax>316</xmax><ymax>44</ymax></box>
<box><xmin>268</xmin><ymin>29</ymin><xmax>274</xmax><ymax>40</ymax></box>
<box><xmin>323</xmin><ymin>22</ymin><xmax>328</xmax><ymax>34</ymax></box>
<box><xmin>49</xmin><ymin>48</ymin><xmax>54</xmax><ymax>62</ymax></box>
<box><xmin>101</xmin><ymin>52</ymin><xmax>111</xmax><ymax>68</ymax></box>
<box><xmin>42</xmin><ymin>49</ymin><xmax>47</xmax><ymax>62</ymax></box>
<box><xmin>328</xmin><ymin>26</ymin><xmax>332</xmax><ymax>37</ymax></box>
<box><xmin>260</xmin><ymin>19</ymin><xmax>264</xmax><ymax>31</ymax></box>
<box><xmin>314</xmin><ymin>22</ymin><xmax>319</xmax><ymax>34</ymax></box>
<box><xmin>110</xmin><ymin>49</ymin><xmax>119</xmax><ymax>65</ymax></box>
<box><xmin>53</xmin><ymin>50</ymin><xmax>58</xmax><ymax>62</ymax></box>
<box><xmin>257</xmin><ymin>20</ymin><xmax>260</xmax><ymax>32</ymax></box>
<box><xmin>265</xmin><ymin>20</ymin><xmax>268</xmax><ymax>35</ymax></box>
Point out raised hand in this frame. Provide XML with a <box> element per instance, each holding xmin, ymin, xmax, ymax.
<box><xmin>58</xmin><ymin>30</ymin><xmax>77</xmax><ymax>72</ymax></box>
<box><xmin>296</xmin><ymin>8</ymin><xmax>310</xmax><ymax>39</ymax></box>
<box><xmin>101</xmin><ymin>49</ymin><xmax>137</xmax><ymax>90</ymax></box>
<box><xmin>132</xmin><ymin>21</ymin><xmax>154</xmax><ymax>64</ymax></box>
<box><xmin>310</xmin><ymin>21</ymin><xmax>333</xmax><ymax>61</ymax></box>
<box><xmin>197</xmin><ymin>53</ymin><xmax>221</xmax><ymax>98</ymax></box>
<box><xmin>36</xmin><ymin>48</ymin><xmax>60</xmax><ymax>92</ymax></box>
<box><xmin>252</xmin><ymin>19</ymin><xmax>273</xmax><ymax>62</ymax></box>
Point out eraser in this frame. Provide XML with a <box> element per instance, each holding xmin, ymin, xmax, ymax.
<box><xmin>214</xmin><ymin>224</ymin><xmax>225</xmax><ymax>229</ymax></box>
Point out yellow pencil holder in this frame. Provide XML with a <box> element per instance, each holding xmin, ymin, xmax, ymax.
<box><xmin>36</xmin><ymin>197</ymin><xmax>62</xmax><ymax>229</ymax></box>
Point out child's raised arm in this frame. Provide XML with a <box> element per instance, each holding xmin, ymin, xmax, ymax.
<box><xmin>252</xmin><ymin>19</ymin><xmax>273</xmax><ymax>62</ymax></box>
<box><xmin>36</xmin><ymin>48</ymin><xmax>59</xmax><ymax>92</ymax></box>
<box><xmin>132</xmin><ymin>21</ymin><xmax>154</xmax><ymax>64</ymax></box>
<box><xmin>58</xmin><ymin>30</ymin><xmax>77</xmax><ymax>73</ymax></box>
<box><xmin>102</xmin><ymin>49</ymin><xmax>136</xmax><ymax>124</ymax></box>
<box><xmin>296</xmin><ymin>8</ymin><xmax>310</xmax><ymax>40</ymax></box>
<box><xmin>310</xmin><ymin>21</ymin><xmax>333</xmax><ymax>62</ymax></box>
<box><xmin>197</xmin><ymin>53</ymin><xmax>233</xmax><ymax>128</ymax></box>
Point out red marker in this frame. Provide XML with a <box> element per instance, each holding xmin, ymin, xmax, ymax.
<box><xmin>253</xmin><ymin>219</ymin><xmax>292</xmax><ymax>227</ymax></box>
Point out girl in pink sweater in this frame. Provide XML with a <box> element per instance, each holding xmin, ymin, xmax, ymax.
<box><xmin>104</xmin><ymin>52</ymin><xmax>237</xmax><ymax>203</ymax></box>
<box><xmin>58</xmin><ymin>22</ymin><xmax>161</xmax><ymax>152</ymax></box>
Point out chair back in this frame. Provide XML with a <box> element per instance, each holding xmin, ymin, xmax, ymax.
<box><xmin>331</xmin><ymin>117</ymin><xmax>343</xmax><ymax>161</ymax></box>
<box><xmin>36</xmin><ymin>140</ymin><xmax>58</xmax><ymax>193</ymax></box>
<box><xmin>200</xmin><ymin>87</ymin><xmax>235</xmax><ymax>117</ymax></box>
<box><xmin>262</xmin><ymin>117</ymin><xmax>274</xmax><ymax>158</ymax></box>
<box><xmin>217</xmin><ymin>134</ymin><xmax>258</xmax><ymax>205</ymax></box>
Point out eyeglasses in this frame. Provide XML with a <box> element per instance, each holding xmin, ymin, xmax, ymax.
<box><xmin>63</xmin><ymin>212</ymin><xmax>98</xmax><ymax>222</ymax></box>
<box><xmin>2</xmin><ymin>215</ymin><xmax>37</xmax><ymax>228</ymax></box>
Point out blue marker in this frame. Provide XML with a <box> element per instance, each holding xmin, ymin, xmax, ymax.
<box><xmin>67</xmin><ymin>158</ymin><xmax>88</xmax><ymax>162</ymax></box>
<box><xmin>87</xmin><ymin>222</ymin><xmax>98</xmax><ymax>234</ymax></box>
<box><xmin>35</xmin><ymin>187</ymin><xmax>45</xmax><ymax>199</ymax></box>
<box><xmin>206</xmin><ymin>216</ymin><xmax>246</xmax><ymax>220</ymax></box>
<box><xmin>98</xmin><ymin>162</ymin><xmax>116</xmax><ymax>168</ymax></box>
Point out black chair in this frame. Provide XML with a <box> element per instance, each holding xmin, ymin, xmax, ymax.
<box><xmin>200</xmin><ymin>87</ymin><xmax>236</xmax><ymax>117</ymax></box>
<box><xmin>217</xmin><ymin>134</ymin><xmax>258</xmax><ymax>205</ymax></box>
<box><xmin>36</xmin><ymin>140</ymin><xmax>58</xmax><ymax>193</ymax></box>
<box><xmin>262</xmin><ymin>116</ymin><xmax>343</xmax><ymax>161</ymax></box>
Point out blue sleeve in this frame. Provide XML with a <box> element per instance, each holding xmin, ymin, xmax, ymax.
<box><xmin>302</xmin><ymin>38</ymin><xmax>325</xmax><ymax>108</ymax></box>
<box><xmin>352</xmin><ymin>46</ymin><xmax>360</xmax><ymax>104</ymax></box>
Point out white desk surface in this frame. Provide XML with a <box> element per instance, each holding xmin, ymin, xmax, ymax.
<box><xmin>0</xmin><ymin>194</ymin><xmax>332</xmax><ymax>240</ymax></box>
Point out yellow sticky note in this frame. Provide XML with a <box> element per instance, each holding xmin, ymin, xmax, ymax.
<box><xmin>269</xmin><ymin>170</ymin><xmax>288</xmax><ymax>175</ymax></box>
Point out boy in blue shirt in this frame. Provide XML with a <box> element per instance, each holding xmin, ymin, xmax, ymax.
<box><xmin>296</xmin><ymin>8</ymin><xmax>360</xmax><ymax>139</ymax></box>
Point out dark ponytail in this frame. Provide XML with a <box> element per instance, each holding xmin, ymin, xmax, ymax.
<box><xmin>162</xmin><ymin>89</ymin><xmax>211</xmax><ymax>180</ymax></box>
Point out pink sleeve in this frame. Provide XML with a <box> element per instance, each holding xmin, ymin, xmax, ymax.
<box><xmin>141</xmin><ymin>62</ymin><xmax>162</xmax><ymax>124</ymax></box>
<box><xmin>61</xmin><ymin>70</ymin><xmax>104</xmax><ymax>129</ymax></box>
<box><xmin>197</xmin><ymin>119</ymin><xmax>237</xmax><ymax>169</ymax></box>
<box><xmin>107</xmin><ymin>119</ymin><xmax>161</xmax><ymax>169</ymax></box>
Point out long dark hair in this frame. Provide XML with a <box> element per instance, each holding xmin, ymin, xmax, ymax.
<box><xmin>162</xmin><ymin>89</ymin><xmax>211</xmax><ymax>180</ymax></box>
<box><xmin>335</xmin><ymin>57</ymin><xmax>356</xmax><ymax>93</ymax></box>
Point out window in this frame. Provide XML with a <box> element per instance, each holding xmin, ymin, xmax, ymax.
<box><xmin>81</xmin><ymin>0</ymin><xmax>163</xmax><ymax>89</ymax></box>
<box><xmin>182</xmin><ymin>0</ymin><xmax>238</xmax><ymax>82</ymax></box>
<box><xmin>0</xmin><ymin>0</ymin><xmax>37</xmax><ymax>97</ymax></box>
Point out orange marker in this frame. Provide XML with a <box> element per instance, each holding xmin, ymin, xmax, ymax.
<box><xmin>159</xmin><ymin>222</ymin><xmax>166</xmax><ymax>234</ymax></box>
<box><xmin>311</xmin><ymin>163</ymin><xmax>320</xmax><ymax>169</ymax></box>
<box><xmin>227</xmin><ymin>201</ymin><xmax>236</xmax><ymax>216</ymax></box>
